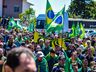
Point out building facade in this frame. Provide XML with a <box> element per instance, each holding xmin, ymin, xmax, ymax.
<box><xmin>0</xmin><ymin>0</ymin><xmax>32</xmax><ymax>18</ymax></box>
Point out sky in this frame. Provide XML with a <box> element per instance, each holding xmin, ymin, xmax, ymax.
<box><xmin>28</xmin><ymin>0</ymin><xmax>71</xmax><ymax>17</ymax></box>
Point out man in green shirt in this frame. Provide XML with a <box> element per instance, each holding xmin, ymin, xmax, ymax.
<box><xmin>52</xmin><ymin>55</ymin><xmax>70</xmax><ymax>72</ymax></box>
<box><xmin>45</xmin><ymin>49</ymin><xmax>58</xmax><ymax>72</ymax></box>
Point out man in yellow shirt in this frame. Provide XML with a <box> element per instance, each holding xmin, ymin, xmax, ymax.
<box><xmin>86</xmin><ymin>40</ymin><xmax>95</xmax><ymax>56</ymax></box>
<box><xmin>82</xmin><ymin>38</ymin><xmax>88</xmax><ymax>48</ymax></box>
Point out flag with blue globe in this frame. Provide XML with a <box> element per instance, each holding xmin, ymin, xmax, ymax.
<box><xmin>46</xmin><ymin>0</ymin><xmax>55</xmax><ymax>29</ymax></box>
<box><xmin>7</xmin><ymin>18</ymin><xmax>16</xmax><ymax>30</ymax></box>
<box><xmin>47</xmin><ymin>7</ymin><xmax>64</xmax><ymax>33</ymax></box>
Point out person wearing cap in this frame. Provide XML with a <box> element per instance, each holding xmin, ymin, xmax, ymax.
<box><xmin>36</xmin><ymin>51</ymin><xmax>49</xmax><ymax>72</ymax></box>
<box><xmin>52</xmin><ymin>55</ymin><xmax>69</xmax><ymax>72</ymax></box>
<box><xmin>45</xmin><ymin>49</ymin><xmax>58</xmax><ymax>72</ymax></box>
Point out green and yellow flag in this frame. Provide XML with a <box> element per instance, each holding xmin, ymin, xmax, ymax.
<box><xmin>69</xmin><ymin>23</ymin><xmax>75</xmax><ymax>37</ymax></box>
<box><xmin>75</xmin><ymin>23</ymin><xmax>80</xmax><ymax>36</ymax></box>
<box><xmin>46</xmin><ymin>0</ymin><xmax>54</xmax><ymax>29</ymax></box>
<box><xmin>34</xmin><ymin>31</ymin><xmax>39</xmax><ymax>43</ymax></box>
<box><xmin>51</xmin><ymin>40</ymin><xmax>55</xmax><ymax>49</ymax></box>
<box><xmin>80</xmin><ymin>23</ymin><xmax>85</xmax><ymax>39</ymax></box>
<box><xmin>7</xmin><ymin>18</ymin><xmax>16</xmax><ymax>30</ymax></box>
<box><xmin>47</xmin><ymin>7</ymin><xmax>64</xmax><ymax>33</ymax></box>
<box><xmin>58</xmin><ymin>38</ymin><xmax>67</xmax><ymax>50</ymax></box>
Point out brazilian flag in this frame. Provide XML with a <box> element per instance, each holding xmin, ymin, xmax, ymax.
<box><xmin>7</xmin><ymin>18</ymin><xmax>16</xmax><ymax>30</ymax></box>
<box><xmin>69</xmin><ymin>23</ymin><xmax>75</xmax><ymax>38</ymax></box>
<box><xmin>46</xmin><ymin>0</ymin><xmax>54</xmax><ymax>29</ymax></box>
<box><xmin>80</xmin><ymin>23</ymin><xmax>85</xmax><ymax>39</ymax></box>
<box><xmin>75</xmin><ymin>23</ymin><xmax>80</xmax><ymax>36</ymax></box>
<box><xmin>47</xmin><ymin>7</ymin><xmax>64</xmax><ymax>33</ymax></box>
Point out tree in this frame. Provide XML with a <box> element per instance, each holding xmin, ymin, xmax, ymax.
<box><xmin>68</xmin><ymin>0</ymin><xmax>96</xmax><ymax>19</ymax></box>
<box><xmin>19</xmin><ymin>8</ymin><xmax>36</xmax><ymax>25</ymax></box>
<box><xmin>68</xmin><ymin>0</ymin><xmax>85</xmax><ymax>18</ymax></box>
<box><xmin>85</xmin><ymin>1</ymin><xmax>96</xmax><ymax>19</ymax></box>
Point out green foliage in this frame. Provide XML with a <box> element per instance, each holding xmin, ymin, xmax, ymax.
<box><xmin>68</xmin><ymin>0</ymin><xmax>96</xmax><ymax>19</ymax></box>
<box><xmin>19</xmin><ymin>13</ymin><xmax>25</xmax><ymax>22</ymax></box>
<box><xmin>85</xmin><ymin>1</ymin><xmax>96</xmax><ymax>19</ymax></box>
<box><xmin>30</xmin><ymin>18</ymin><xmax>36</xmax><ymax>28</ymax></box>
<box><xmin>19</xmin><ymin>8</ymin><xmax>36</xmax><ymax>25</ymax></box>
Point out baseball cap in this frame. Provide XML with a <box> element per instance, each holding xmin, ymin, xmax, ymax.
<box><xmin>36</xmin><ymin>51</ymin><xmax>44</xmax><ymax>58</ymax></box>
<box><xmin>58</xmin><ymin>55</ymin><xmax>65</xmax><ymax>60</ymax></box>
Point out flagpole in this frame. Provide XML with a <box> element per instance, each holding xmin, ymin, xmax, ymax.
<box><xmin>62</xmin><ymin>4</ymin><xmax>66</xmax><ymax>32</ymax></box>
<box><xmin>61</xmin><ymin>5</ymin><xmax>65</xmax><ymax>49</ymax></box>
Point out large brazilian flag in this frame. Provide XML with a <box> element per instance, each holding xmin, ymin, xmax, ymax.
<box><xmin>46</xmin><ymin>0</ymin><xmax>55</xmax><ymax>29</ymax></box>
<box><xmin>47</xmin><ymin>7</ymin><xmax>64</xmax><ymax>33</ymax></box>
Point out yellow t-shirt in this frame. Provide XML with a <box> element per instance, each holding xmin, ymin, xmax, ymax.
<box><xmin>82</xmin><ymin>42</ymin><xmax>87</xmax><ymax>48</ymax></box>
<box><xmin>91</xmin><ymin>46</ymin><xmax>95</xmax><ymax>55</ymax></box>
<box><xmin>86</xmin><ymin>46</ymin><xmax>95</xmax><ymax>56</ymax></box>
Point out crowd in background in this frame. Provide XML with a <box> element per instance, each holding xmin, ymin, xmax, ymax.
<box><xmin>0</xmin><ymin>17</ymin><xmax>96</xmax><ymax>72</ymax></box>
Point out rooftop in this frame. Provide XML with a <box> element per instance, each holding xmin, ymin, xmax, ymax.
<box><xmin>37</xmin><ymin>14</ymin><xmax>46</xmax><ymax>20</ymax></box>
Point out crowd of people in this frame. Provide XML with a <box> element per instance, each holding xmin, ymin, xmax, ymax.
<box><xmin>0</xmin><ymin>17</ymin><xmax>96</xmax><ymax>72</ymax></box>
